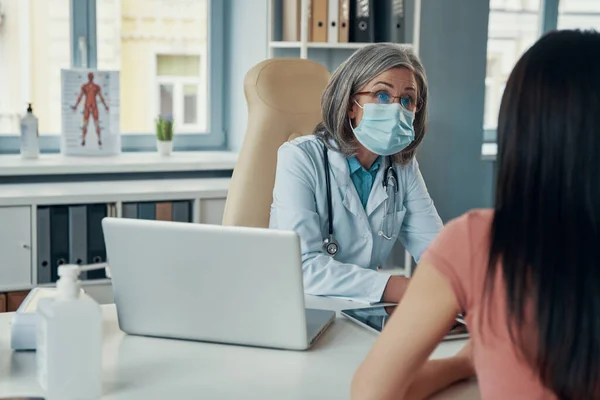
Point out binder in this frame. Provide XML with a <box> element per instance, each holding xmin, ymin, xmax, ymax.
<box><xmin>172</xmin><ymin>201</ymin><xmax>191</xmax><ymax>223</ymax></box>
<box><xmin>122</xmin><ymin>202</ymin><xmax>138</xmax><ymax>219</ymax></box>
<box><xmin>86</xmin><ymin>204</ymin><xmax>107</xmax><ymax>280</ymax></box>
<box><xmin>68</xmin><ymin>205</ymin><xmax>87</xmax><ymax>266</ymax></box>
<box><xmin>7</xmin><ymin>290</ymin><xmax>30</xmax><ymax>312</ymax></box>
<box><xmin>49</xmin><ymin>206</ymin><xmax>70</xmax><ymax>283</ymax></box>
<box><xmin>328</xmin><ymin>0</ymin><xmax>339</xmax><ymax>43</ymax></box>
<box><xmin>108</xmin><ymin>203</ymin><xmax>117</xmax><ymax>217</ymax></box>
<box><xmin>156</xmin><ymin>202</ymin><xmax>173</xmax><ymax>221</ymax></box>
<box><xmin>350</xmin><ymin>0</ymin><xmax>375</xmax><ymax>43</ymax></box>
<box><xmin>311</xmin><ymin>0</ymin><xmax>328</xmax><ymax>42</ymax></box>
<box><xmin>37</xmin><ymin>207</ymin><xmax>52</xmax><ymax>284</ymax></box>
<box><xmin>283</xmin><ymin>0</ymin><xmax>302</xmax><ymax>41</ymax></box>
<box><xmin>338</xmin><ymin>0</ymin><xmax>350</xmax><ymax>43</ymax></box>
<box><xmin>375</xmin><ymin>0</ymin><xmax>405</xmax><ymax>43</ymax></box>
<box><xmin>137</xmin><ymin>202</ymin><xmax>156</xmax><ymax>220</ymax></box>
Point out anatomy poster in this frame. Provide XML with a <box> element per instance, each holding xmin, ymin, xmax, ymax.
<box><xmin>61</xmin><ymin>69</ymin><xmax>120</xmax><ymax>156</ymax></box>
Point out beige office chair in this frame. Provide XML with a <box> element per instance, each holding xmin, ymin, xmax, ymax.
<box><xmin>222</xmin><ymin>58</ymin><xmax>331</xmax><ymax>228</ymax></box>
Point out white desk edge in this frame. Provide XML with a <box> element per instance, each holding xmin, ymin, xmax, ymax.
<box><xmin>0</xmin><ymin>295</ymin><xmax>479</xmax><ymax>400</ymax></box>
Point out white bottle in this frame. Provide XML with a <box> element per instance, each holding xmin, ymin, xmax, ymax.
<box><xmin>20</xmin><ymin>103</ymin><xmax>39</xmax><ymax>159</ymax></box>
<box><xmin>36</xmin><ymin>265</ymin><xmax>102</xmax><ymax>400</ymax></box>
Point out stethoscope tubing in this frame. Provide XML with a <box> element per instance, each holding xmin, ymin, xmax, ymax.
<box><xmin>322</xmin><ymin>143</ymin><xmax>398</xmax><ymax>256</ymax></box>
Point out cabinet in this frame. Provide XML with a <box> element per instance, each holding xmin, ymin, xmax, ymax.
<box><xmin>0</xmin><ymin>178</ymin><xmax>230</xmax><ymax>292</ymax></box>
<box><xmin>199</xmin><ymin>198</ymin><xmax>227</xmax><ymax>225</ymax></box>
<box><xmin>0</xmin><ymin>206</ymin><xmax>32</xmax><ymax>291</ymax></box>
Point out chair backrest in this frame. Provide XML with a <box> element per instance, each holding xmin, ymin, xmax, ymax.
<box><xmin>222</xmin><ymin>58</ymin><xmax>331</xmax><ymax>228</ymax></box>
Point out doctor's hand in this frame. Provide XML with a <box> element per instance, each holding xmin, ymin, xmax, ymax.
<box><xmin>381</xmin><ymin>276</ymin><xmax>410</xmax><ymax>303</ymax></box>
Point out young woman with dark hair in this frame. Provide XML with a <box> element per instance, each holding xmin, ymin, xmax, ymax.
<box><xmin>352</xmin><ymin>29</ymin><xmax>600</xmax><ymax>400</ymax></box>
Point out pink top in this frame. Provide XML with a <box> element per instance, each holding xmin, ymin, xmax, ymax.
<box><xmin>420</xmin><ymin>209</ymin><xmax>556</xmax><ymax>400</ymax></box>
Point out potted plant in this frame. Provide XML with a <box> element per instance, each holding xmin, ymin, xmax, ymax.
<box><xmin>155</xmin><ymin>115</ymin><xmax>174</xmax><ymax>156</ymax></box>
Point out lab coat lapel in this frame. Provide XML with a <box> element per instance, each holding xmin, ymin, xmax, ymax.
<box><xmin>327</xmin><ymin>149</ymin><xmax>362</xmax><ymax>218</ymax></box>
<box><xmin>365</xmin><ymin>163</ymin><xmax>388</xmax><ymax>217</ymax></box>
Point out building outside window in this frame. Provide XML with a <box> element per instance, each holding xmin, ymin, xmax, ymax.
<box><xmin>484</xmin><ymin>0</ymin><xmax>541</xmax><ymax>132</ymax></box>
<box><xmin>484</xmin><ymin>0</ymin><xmax>600</xmax><ymax>141</ymax></box>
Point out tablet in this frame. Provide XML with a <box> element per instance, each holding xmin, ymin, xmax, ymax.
<box><xmin>341</xmin><ymin>306</ymin><xmax>469</xmax><ymax>340</ymax></box>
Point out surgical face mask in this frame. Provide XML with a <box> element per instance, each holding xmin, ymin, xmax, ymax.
<box><xmin>350</xmin><ymin>102</ymin><xmax>415</xmax><ymax>156</ymax></box>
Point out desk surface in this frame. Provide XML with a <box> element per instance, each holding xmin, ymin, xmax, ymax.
<box><xmin>0</xmin><ymin>296</ymin><xmax>479</xmax><ymax>399</ymax></box>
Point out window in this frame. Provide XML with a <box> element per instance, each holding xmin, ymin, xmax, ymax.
<box><xmin>558</xmin><ymin>0</ymin><xmax>600</xmax><ymax>30</ymax></box>
<box><xmin>97</xmin><ymin>0</ymin><xmax>209</xmax><ymax>136</ymax></box>
<box><xmin>0</xmin><ymin>0</ymin><xmax>71</xmax><ymax>136</ymax></box>
<box><xmin>156</xmin><ymin>55</ymin><xmax>207</xmax><ymax>132</ymax></box>
<box><xmin>0</xmin><ymin>0</ymin><xmax>224</xmax><ymax>152</ymax></box>
<box><xmin>484</xmin><ymin>0</ymin><xmax>542</xmax><ymax>133</ymax></box>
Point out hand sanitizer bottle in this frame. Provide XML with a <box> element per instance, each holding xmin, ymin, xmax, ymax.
<box><xmin>20</xmin><ymin>103</ymin><xmax>39</xmax><ymax>159</ymax></box>
<box><xmin>36</xmin><ymin>265</ymin><xmax>102</xmax><ymax>400</ymax></box>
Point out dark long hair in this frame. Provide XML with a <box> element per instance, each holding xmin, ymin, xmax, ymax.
<box><xmin>487</xmin><ymin>29</ymin><xmax>600</xmax><ymax>399</ymax></box>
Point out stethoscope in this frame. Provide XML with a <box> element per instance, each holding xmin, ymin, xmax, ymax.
<box><xmin>322</xmin><ymin>145</ymin><xmax>399</xmax><ymax>257</ymax></box>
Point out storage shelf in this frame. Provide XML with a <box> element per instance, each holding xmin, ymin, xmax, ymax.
<box><xmin>0</xmin><ymin>178</ymin><xmax>230</xmax><ymax>206</ymax></box>
<box><xmin>269</xmin><ymin>41</ymin><xmax>375</xmax><ymax>49</ymax></box>
<box><xmin>0</xmin><ymin>151</ymin><xmax>238</xmax><ymax>177</ymax></box>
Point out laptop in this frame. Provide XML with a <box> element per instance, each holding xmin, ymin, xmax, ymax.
<box><xmin>101</xmin><ymin>217</ymin><xmax>335</xmax><ymax>350</ymax></box>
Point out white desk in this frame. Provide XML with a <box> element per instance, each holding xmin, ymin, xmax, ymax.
<box><xmin>0</xmin><ymin>296</ymin><xmax>480</xmax><ymax>399</ymax></box>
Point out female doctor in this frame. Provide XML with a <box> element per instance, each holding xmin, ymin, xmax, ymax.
<box><xmin>269</xmin><ymin>43</ymin><xmax>443</xmax><ymax>304</ymax></box>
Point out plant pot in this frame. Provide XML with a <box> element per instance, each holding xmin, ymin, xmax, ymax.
<box><xmin>157</xmin><ymin>140</ymin><xmax>173</xmax><ymax>156</ymax></box>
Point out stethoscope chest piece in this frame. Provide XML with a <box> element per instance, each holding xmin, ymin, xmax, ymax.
<box><xmin>322</xmin><ymin>235</ymin><xmax>339</xmax><ymax>256</ymax></box>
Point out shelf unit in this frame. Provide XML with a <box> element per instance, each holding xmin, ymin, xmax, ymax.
<box><xmin>0</xmin><ymin>178</ymin><xmax>230</xmax><ymax>293</ymax></box>
<box><xmin>267</xmin><ymin>0</ymin><xmax>422</xmax><ymax>71</ymax></box>
<box><xmin>268</xmin><ymin>41</ymin><xmax>372</xmax><ymax>49</ymax></box>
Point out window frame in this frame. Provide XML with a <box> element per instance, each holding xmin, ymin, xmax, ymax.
<box><xmin>484</xmin><ymin>0</ymin><xmax>560</xmax><ymax>143</ymax></box>
<box><xmin>0</xmin><ymin>0</ymin><xmax>225</xmax><ymax>153</ymax></box>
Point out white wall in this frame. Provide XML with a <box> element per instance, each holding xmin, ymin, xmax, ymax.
<box><xmin>223</xmin><ymin>0</ymin><xmax>268</xmax><ymax>152</ymax></box>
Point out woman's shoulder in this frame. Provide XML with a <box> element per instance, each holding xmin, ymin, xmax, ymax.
<box><xmin>278</xmin><ymin>135</ymin><xmax>325</xmax><ymax>163</ymax></box>
<box><xmin>275</xmin><ymin>135</ymin><xmax>325</xmax><ymax>180</ymax></box>
<box><xmin>428</xmin><ymin>209</ymin><xmax>493</xmax><ymax>257</ymax></box>
<box><xmin>283</xmin><ymin>135</ymin><xmax>323</xmax><ymax>153</ymax></box>
<box><xmin>446</xmin><ymin>209</ymin><xmax>494</xmax><ymax>236</ymax></box>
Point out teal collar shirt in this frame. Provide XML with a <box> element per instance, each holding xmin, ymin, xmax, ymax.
<box><xmin>347</xmin><ymin>156</ymin><xmax>382</xmax><ymax>209</ymax></box>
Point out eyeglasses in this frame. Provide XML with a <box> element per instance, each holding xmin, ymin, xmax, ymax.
<box><xmin>354</xmin><ymin>89</ymin><xmax>423</xmax><ymax>112</ymax></box>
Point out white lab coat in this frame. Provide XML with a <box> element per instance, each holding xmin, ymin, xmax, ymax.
<box><xmin>269</xmin><ymin>135</ymin><xmax>443</xmax><ymax>303</ymax></box>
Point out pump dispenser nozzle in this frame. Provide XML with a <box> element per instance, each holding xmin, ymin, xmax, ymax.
<box><xmin>56</xmin><ymin>265</ymin><xmax>82</xmax><ymax>301</ymax></box>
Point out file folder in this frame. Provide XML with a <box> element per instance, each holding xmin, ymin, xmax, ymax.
<box><xmin>122</xmin><ymin>202</ymin><xmax>138</xmax><ymax>219</ymax></box>
<box><xmin>49</xmin><ymin>206</ymin><xmax>70</xmax><ymax>283</ymax></box>
<box><xmin>138</xmin><ymin>202</ymin><xmax>156</xmax><ymax>220</ymax></box>
<box><xmin>350</xmin><ymin>0</ymin><xmax>375</xmax><ymax>43</ymax></box>
<box><xmin>7</xmin><ymin>290</ymin><xmax>30</xmax><ymax>312</ymax></box>
<box><xmin>172</xmin><ymin>201</ymin><xmax>191</xmax><ymax>223</ymax></box>
<box><xmin>311</xmin><ymin>0</ymin><xmax>328</xmax><ymax>42</ymax></box>
<box><xmin>375</xmin><ymin>0</ymin><xmax>405</xmax><ymax>43</ymax></box>
<box><xmin>338</xmin><ymin>0</ymin><xmax>350</xmax><ymax>43</ymax></box>
<box><xmin>283</xmin><ymin>0</ymin><xmax>302</xmax><ymax>41</ymax></box>
<box><xmin>328</xmin><ymin>0</ymin><xmax>339</xmax><ymax>43</ymax></box>
<box><xmin>108</xmin><ymin>203</ymin><xmax>117</xmax><ymax>217</ymax></box>
<box><xmin>86</xmin><ymin>204</ymin><xmax>108</xmax><ymax>280</ymax></box>
<box><xmin>68</xmin><ymin>205</ymin><xmax>88</xmax><ymax>279</ymax></box>
<box><xmin>37</xmin><ymin>207</ymin><xmax>52</xmax><ymax>284</ymax></box>
<box><xmin>156</xmin><ymin>202</ymin><xmax>173</xmax><ymax>221</ymax></box>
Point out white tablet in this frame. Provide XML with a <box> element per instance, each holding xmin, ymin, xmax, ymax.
<box><xmin>341</xmin><ymin>306</ymin><xmax>469</xmax><ymax>340</ymax></box>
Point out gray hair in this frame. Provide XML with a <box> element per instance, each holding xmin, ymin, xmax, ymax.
<box><xmin>314</xmin><ymin>43</ymin><xmax>429</xmax><ymax>165</ymax></box>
